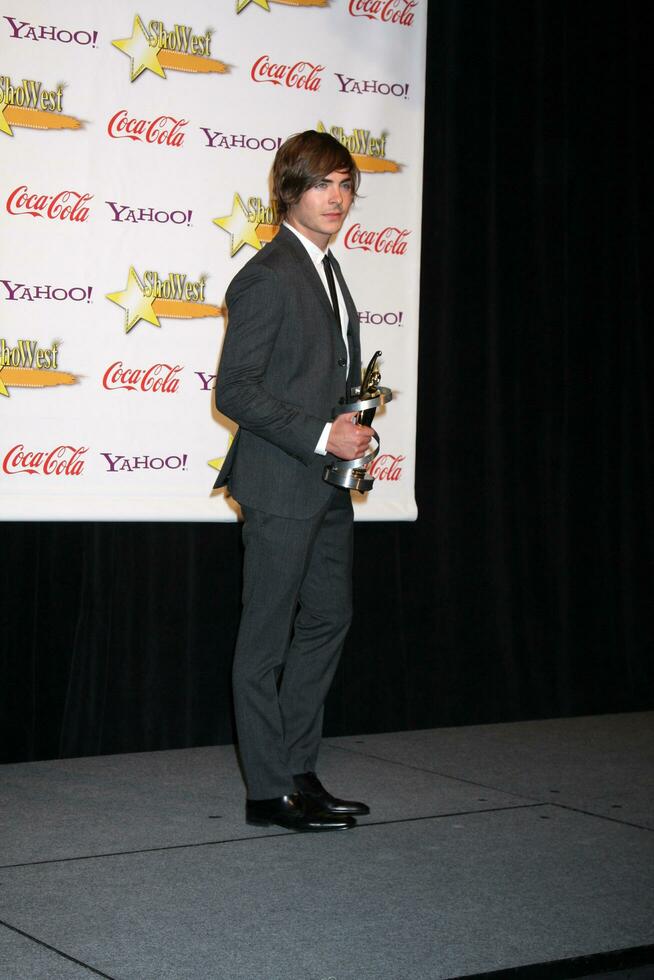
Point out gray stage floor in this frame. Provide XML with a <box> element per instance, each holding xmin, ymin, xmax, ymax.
<box><xmin>1</xmin><ymin>713</ymin><xmax>653</xmax><ymax>979</ymax></box>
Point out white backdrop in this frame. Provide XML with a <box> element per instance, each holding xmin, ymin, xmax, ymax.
<box><xmin>0</xmin><ymin>0</ymin><xmax>425</xmax><ymax>521</ymax></box>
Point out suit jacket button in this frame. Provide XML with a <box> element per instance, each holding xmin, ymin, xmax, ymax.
<box><xmin>338</xmin><ymin>357</ymin><xmax>347</xmax><ymax>367</ymax></box>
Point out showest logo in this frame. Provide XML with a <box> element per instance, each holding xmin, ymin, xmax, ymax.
<box><xmin>0</xmin><ymin>75</ymin><xmax>62</xmax><ymax>110</ymax></box>
<box><xmin>0</xmin><ymin>338</ymin><xmax>59</xmax><ymax>368</ymax></box>
<box><xmin>0</xmin><ymin>74</ymin><xmax>83</xmax><ymax>135</ymax></box>
<box><xmin>0</xmin><ymin>338</ymin><xmax>79</xmax><ymax>397</ymax></box>
<box><xmin>112</xmin><ymin>15</ymin><xmax>227</xmax><ymax>81</ymax></box>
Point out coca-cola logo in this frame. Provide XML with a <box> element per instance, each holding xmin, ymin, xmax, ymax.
<box><xmin>107</xmin><ymin>110</ymin><xmax>187</xmax><ymax>148</ymax></box>
<box><xmin>348</xmin><ymin>0</ymin><xmax>417</xmax><ymax>26</ymax></box>
<box><xmin>250</xmin><ymin>55</ymin><xmax>323</xmax><ymax>92</ymax></box>
<box><xmin>102</xmin><ymin>361</ymin><xmax>182</xmax><ymax>393</ymax></box>
<box><xmin>3</xmin><ymin>444</ymin><xmax>87</xmax><ymax>476</ymax></box>
<box><xmin>369</xmin><ymin>453</ymin><xmax>405</xmax><ymax>481</ymax></box>
<box><xmin>344</xmin><ymin>224</ymin><xmax>410</xmax><ymax>255</ymax></box>
<box><xmin>6</xmin><ymin>186</ymin><xmax>93</xmax><ymax>222</ymax></box>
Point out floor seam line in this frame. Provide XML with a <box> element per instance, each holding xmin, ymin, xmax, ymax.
<box><xmin>325</xmin><ymin>742</ymin><xmax>654</xmax><ymax>831</ymax></box>
<box><xmin>0</xmin><ymin>917</ymin><xmax>116</xmax><ymax>979</ymax></box>
<box><xmin>0</xmin><ymin>803</ymin><xmax>546</xmax><ymax>870</ymax></box>
<box><xmin>443</xmin><ymin>942</ymin><xmax>654</xmax><ymax>980</ymax></box>
<box><xmin>339</xmin><ymin>802</ymin><xmax>547</xmax><ymax>831</ymax></box>
<box><xmin>547</xmin><ymin>801</ymin><xmax>654</xmax><ymax>833</ymax></box>
<box><xmin>324</xmin><ymin>741</ymin><xmax>544</xmax><ymax>801</ymax></box>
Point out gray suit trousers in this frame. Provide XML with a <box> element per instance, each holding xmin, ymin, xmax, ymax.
<box><xmin>233</xmin><ymin>487</ymin><xmax>353</xmax><ymax>799</ymax></box>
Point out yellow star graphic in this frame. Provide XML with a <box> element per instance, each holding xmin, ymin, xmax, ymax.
<box><xmin>0</xmin><ymin>99</ymin><xmax>14</xmax><ymax>137</ymax></box>
<box><xmin>237</xmin><ymin>0</ymin><xmax>271</xmax><ymax>11</ymax></box>
<box><xmin>112</xmin><ymin>15</ymin><xmax>166</xmax><ymax>81</ymax></box>
<box><xmin>106</xmin><ymin>267</ymin><xmax>160</xmax><ymax>334</ymax></box>
<box><xmin>0</xmin><ymin>369</ymin><xmax>9</xmax><ymax>397</ymax></box>
<box><xmin>208</xmin><ymin>435</ymin><xmax>234</xmax><ymax>472</ymax></box>
<box><xmin>213</xmin><ymin>194</ymin><xmax>262</xmax><ymax>256</ymax></box>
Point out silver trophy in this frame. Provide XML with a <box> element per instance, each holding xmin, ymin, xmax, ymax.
<box><xmin>322</xmin><ymin>350</ymin><xmax>393</xmax><ymax>494</ymax></box>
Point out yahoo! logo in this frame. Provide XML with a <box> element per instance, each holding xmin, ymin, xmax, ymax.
<box><xmin>194</xmin><ymin>371</ymin><xmax>216</xmax><ymax>391</ymax></box>
<box><xmin>335</xmin><ymin>74</ymin><xmax>410</xmax><ymax>99</ymax></box>
<box><xmin>100</xmin><ymin>452</ymin><xmax>189</xmax><ymax>472</ymax></box>
<box><xmin>3</xmin><ymin>15</ymin><xmax>99</xmax><ymax>46</ymax></box>
<box><xmin>106</xmin><ymin>201</ymin><xmax>193</xmax><ymax>225</ymax></box>
<box><xmin>200</xmin><ymin>129</ymin><xmax>282</xmax><ymax>152</ymax></box>
<box><xmin>1</xmin><ymin>280</ymin><xmax>93</xmax><ymax>302</ymax></box>
<box><xmin>358</xmin><ymin>310</ymin><xmax>404</xmax><ymax>326</ymax></box>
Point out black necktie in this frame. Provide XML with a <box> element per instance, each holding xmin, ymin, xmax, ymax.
<box><xmin>322</xmin><ymin>252</ymin><xmax>341</xmax><ymax>332</ymax></box>
<box><xmin>323</xmin><ymin>251</ymin><xmax>355</xmax><ymax>396</ymax></box>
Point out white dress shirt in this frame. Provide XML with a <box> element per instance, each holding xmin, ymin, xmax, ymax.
<box><xmin>283</xmin><ymin>221</ymin><xmax>350</xmax><ymax>455</ymax></box>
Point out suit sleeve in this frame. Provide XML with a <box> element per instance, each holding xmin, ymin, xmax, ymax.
<box><xmin>215</xmin><ymin>263</ymin><xmax>327</xmax><ymax>466</ymax></box>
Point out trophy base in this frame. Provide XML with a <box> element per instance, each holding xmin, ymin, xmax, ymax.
<box><xmin>323</xmin><ymin>463</ymin><xmax>374</xmax><ymax>494</ymax></box>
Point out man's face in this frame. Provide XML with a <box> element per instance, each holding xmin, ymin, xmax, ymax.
<box><xmin>286</xmin><ymin>169</ymin><xmax>354</xmax><ymax>250</ymax></box>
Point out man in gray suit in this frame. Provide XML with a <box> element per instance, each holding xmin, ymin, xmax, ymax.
<box><xmin>214</xmin><ymin>131</ymin><xmax>373</xmax><ymax>831</ymax></box>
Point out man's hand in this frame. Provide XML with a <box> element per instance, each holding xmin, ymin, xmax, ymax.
<box><xmin>326</xmin><ymin>412</ymin><xmax>375</xmax><ymax>460</ymax></box>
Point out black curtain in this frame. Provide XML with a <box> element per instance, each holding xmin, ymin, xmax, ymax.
<box><xmin>2</xmin><ymin>0</ymin><xmax>652</xmax><ymax>764</ymax></box>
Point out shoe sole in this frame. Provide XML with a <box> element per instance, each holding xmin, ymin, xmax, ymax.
<box><xmin>246</xmin><ymin>816</ymin><xmax>355</xmax><ymax>831</ymax></box>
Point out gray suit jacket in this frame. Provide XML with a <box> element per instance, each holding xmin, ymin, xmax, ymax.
<box><xmin>214</xmin><ymin>224</ymin><xmax>361</xmax><ymax>519</ymax></box>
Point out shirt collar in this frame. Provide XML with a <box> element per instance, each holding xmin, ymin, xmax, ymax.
<box><xmin>283</xmin><ymin>221</ymin><xmax>328</xmax><ymax>268</ymax></box>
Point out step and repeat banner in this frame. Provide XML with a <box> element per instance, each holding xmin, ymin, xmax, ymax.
<box><xmin>0</xmin><ymin>0</ymin><xmax>425</xmax><ymax>521</ymax></box>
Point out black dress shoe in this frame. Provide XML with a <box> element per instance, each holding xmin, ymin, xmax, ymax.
<box><xmin>246</xmin><ymin>793</ymin><xmax>355</xmax><ymax>832</ymax></box>
<box><xmin>293</xmin><ymin>771</ymin><xmax>370</xmax><ymax>816</ymax></box>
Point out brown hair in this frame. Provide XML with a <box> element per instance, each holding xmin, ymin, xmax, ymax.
<box><xmin>272</xmin><ymin>130</ymin><xmax>360</xmax><ymax>220</ymax></box>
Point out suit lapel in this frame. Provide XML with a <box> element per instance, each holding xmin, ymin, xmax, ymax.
<box><xmin>274</xmin><ymin>225</ymin><xmax>336</xmax><ymax>326</ymax></box>
<box><xmin>274</xmin><ymin>227</ymin><xmax>360</xmax><ymax>382</ymax></box>
<box><xmin>330</xmin><ymin>252</ymin><xmax>361</xmax><ymax>382</ymax></box>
